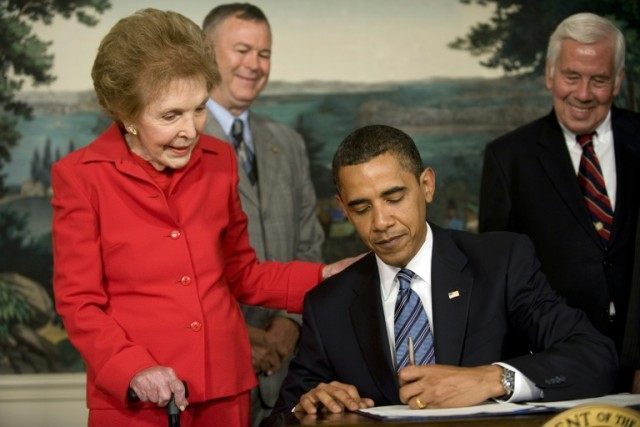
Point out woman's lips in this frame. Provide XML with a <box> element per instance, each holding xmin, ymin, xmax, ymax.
<box><xmin>167</xmin><ymin>145</ymin><xmax>191</xmax><ymax>156</ymax></box>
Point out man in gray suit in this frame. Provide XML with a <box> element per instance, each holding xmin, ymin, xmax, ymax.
<box><xmin>202</xmin><ymin>3</ymin><xmax>325</xmax><ymax>425</ymax></box>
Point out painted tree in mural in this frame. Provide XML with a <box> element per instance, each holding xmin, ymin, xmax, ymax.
<box><xmin>0</xmin><ymin>0</ymin><xmax>111</xmax><ymax>373</ymax></box>
<box><xmin>0</xmin><ymin>0</ymin><xmax>111</xmax><ymax>196</ymax></box>
<box><xmin>450</xmin><ymin>0</ymin><xmax>640</xmax><ymax>111</ymax></box>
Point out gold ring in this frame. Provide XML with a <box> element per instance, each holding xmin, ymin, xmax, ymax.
<box><xmin>415</xmin><ymin>397</ymin><xmax>427</xmax><ymax>409</ymax></box>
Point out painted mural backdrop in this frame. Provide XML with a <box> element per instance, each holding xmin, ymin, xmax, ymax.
<box><xmin>1</xmin><ymin>0</ymin><xmax>637</xmax><ymax>374</ymax></box>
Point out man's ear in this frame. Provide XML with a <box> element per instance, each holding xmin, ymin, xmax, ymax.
<box><xmin>420</xmin><ymin>167</ymin><xmax>436</xmax><ymax>203</ymax></box>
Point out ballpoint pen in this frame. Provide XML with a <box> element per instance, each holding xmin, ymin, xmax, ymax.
<box><xmin>408</xmin><ymin>336</ymin><xmax>416</xmax><ymax>365</ymax></box>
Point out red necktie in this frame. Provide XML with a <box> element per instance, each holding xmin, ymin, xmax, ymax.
<box><xmin>576</xmin><ymin>132</ymin><xmax>613</xmax><ymax>242</ymax></box>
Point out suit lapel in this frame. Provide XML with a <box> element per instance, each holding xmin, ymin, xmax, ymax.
<box><xmin>249</xmin><ymin>114</ymin><xmax>280</xmax><ymax>208</ymax></box>
<box><xmin>430</xmin><ymin>226</ymin><xmax>473</xmax><ymax>365</ymax></box>
<box><xmin>348</xmin><ymin>253</ymin><xmax>399</xmax><ymax>404</ymax></box>
<box><xmin>204</xmin><ymin>110</ymin><xmax>260</xmax><ymax>208</ymax></box>
<box><xmin>536</xmin><ymin>112</ymin><xmax>602</xmax><ymax>247</ymax></box>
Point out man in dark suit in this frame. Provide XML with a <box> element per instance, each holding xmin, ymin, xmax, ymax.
<box><xmin>479</xmin><ymin>13</ymin><xmax>640</xmax><ymax>391</ymax></box>
<box><xmin>202</xmin><ymin>4</ymin><xmax>324</xmax><ymax>425</ymax></box>
<box><xmin>272</xmin><ymin>125</ymin><xmax>617</xmax><ymax>415</ymax></box>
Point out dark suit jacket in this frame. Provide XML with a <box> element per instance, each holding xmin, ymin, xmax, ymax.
<box><xmin>622</xmin><ymin>211</ymin><xmax>640</xmax><ymax>368</ymax></box>
<box><xmin>479</xmin><ymin>108</ymin><xmax>640</xmax><ymax>362</ymax></box>
<box><xmin>273</xmin><ymin>227</ymin><xmax>617</xmax><ymax>412</ymax></box>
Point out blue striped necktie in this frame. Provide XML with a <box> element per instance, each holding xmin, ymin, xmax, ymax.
<box><xmin>577</xmin><ymin>132</ymin><xmax>613</xmax><ymax>242</ymax></box>
<box><xmin>394</xmin><ymin>268</ymin><xmax>435</xmax><ymax>371</ymax></box>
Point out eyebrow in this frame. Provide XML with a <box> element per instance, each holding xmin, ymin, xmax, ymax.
<box><xmin>381</xmin><ymin>186</ymin><xmax>406</xmax><ymax>197</ymax></box>
<box><xmin>346</xmin><ymin>186</ymin><xmax>406</xmax><ymax>208</ymax></box>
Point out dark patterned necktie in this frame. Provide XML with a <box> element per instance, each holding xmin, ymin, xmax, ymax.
<box><xmin>394</xmin><ymin>269</ymin><xmax>435</xmax><ymax>371</ymax></box>
<box><xmin>576</xmin><ymin>132</ymin><xmax>613</xmax><ymax>242</ymax></box>
<box><xmin>231</xmin><ymin>118</ymin><xmax>257</xmax><ymax>186</ymax></box>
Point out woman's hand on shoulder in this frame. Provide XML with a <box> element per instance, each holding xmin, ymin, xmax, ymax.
<box><xmin>321</xmin><ymin>253</ymin><xmax>367</xmax><ymax>280</ymax></box>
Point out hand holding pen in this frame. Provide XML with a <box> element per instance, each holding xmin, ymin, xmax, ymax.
<box><xmin>399</xmin><ymin>335</ymin><xmax>506</xmax><ymax>409</ymax></box>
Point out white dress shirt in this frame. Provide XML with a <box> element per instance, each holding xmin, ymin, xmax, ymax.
<box><xmin>560</xmin><ymin>111</ymin><xmax>617</xmax><ymax>209</ymax></box>
<box><xmin>376</xmin><ymin>223</ymin><xmax>542</xmax><ymax>402</ymax></box>
<box><xmin>206</xmin><ymin>98</ymin><xmax>255</xmax><ymax>153</ymax></box>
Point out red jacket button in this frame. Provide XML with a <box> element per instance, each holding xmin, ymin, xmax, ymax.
<box><xmin>170</xmin><ymin>230</ymin><xmax>181</xmax><ymax>239</ymax></box>
<box><xmin>180</xmin><ymin>275</ymin><xmax>191</xmax><ymax>285</ymax></box>
<box><xmin>190</xmin><ymin>321</ymin><xmax>202</xmax><ymax>331</ymax></box>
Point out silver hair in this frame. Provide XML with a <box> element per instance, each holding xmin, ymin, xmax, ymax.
<box><xmin>546</xmin><ymin>13</ymin><xmax>625</xmax><ymax>83</ymax></box>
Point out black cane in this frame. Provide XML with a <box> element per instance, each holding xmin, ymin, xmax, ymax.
<box><xmin>128</xmin><ymin>381</ymin><xmax>189</xmax><ymax>427</ymax></box>
<box><xmin>166</xmin><ymin>393</ymin><xmax>181</xmax><ymax>427</ymax></box>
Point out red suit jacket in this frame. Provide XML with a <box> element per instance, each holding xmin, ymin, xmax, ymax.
<box><xmin>51</xmin><ymin>123</ymin><xmax>322</xmax><ymax>409</ymax></box>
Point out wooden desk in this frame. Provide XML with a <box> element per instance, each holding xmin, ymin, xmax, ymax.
<box><xmin>263</xmin><ymin>410</ymin><xmax>555</xmax><ymax>426</ymax></box>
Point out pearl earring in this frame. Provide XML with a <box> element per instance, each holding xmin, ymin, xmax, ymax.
<box><xmin>126</xmin><ymin>125</ymin><xmax>138</xmax><ymax>136</ymax></box>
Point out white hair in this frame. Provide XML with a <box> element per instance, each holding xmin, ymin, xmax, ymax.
<box><xmin>546</xmin><ymin>13</ymin><xmax>625</xmax><ymax>83</ymax></box>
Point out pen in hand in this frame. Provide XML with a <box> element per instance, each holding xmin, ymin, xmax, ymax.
<box><xmin>408</xmin><ymin>336</ymin><xmax>415</xmax><ymax>366</ymax></box>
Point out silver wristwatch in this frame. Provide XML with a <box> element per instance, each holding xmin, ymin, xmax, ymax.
<box><xmin>500</xmin><ymin>367</ymin><xmax>515</xmax><ymax>399</ymax></box>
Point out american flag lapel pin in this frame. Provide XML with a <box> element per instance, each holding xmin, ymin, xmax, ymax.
<box><xmin>448</xmin><ymin>290</ymin><xmax>460</xmax><ymax>299</ymax></box>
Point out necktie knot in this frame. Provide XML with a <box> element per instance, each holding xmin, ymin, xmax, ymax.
<box><xmin>576</xmin><ymin>132</ymin><xmax>596</xmax><ymax>149</ymax></box>
<box><xmin>396</xmin><ymin>268</ymin><xmax>415</xmax><ymax>292</ymax></box>
<box><xmin>231</xmin><ymin>118</ymin><xmax>244</xmax><ymax>148</ymax></box>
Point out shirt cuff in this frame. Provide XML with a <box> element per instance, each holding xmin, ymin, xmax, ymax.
<box><xmin>492</xmin><ymin>362</ymin><xmax>544</xmax><ymax>402</ymax></box>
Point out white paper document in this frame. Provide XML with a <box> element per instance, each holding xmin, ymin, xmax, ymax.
<box><xmin>529</xmin><ymin>393</ymin><xmax>640</xmax><ymax>410</ymax></box>
<box><xmin>358</xmin><ymin>401</ymin><xmax>543</xmax><ymax>419</ymax></box>
<box><xmin>358</xmin><ymin>394</ymin><xmax>640</xmax><ymax>420</ymax></box>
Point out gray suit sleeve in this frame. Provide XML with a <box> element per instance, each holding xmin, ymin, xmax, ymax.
<box><xmin>273</xmin><ymin>129</ymin><xmax>323</xmax><ymax>326</ymax></box>
<box><xmin>291</xmin><ymin>131</ymin><xmax>325</xmax><ymax>263</ymax></box>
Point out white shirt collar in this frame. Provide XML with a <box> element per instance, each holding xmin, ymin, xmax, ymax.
<box><xmin>377</xmin><ymin>222</ymin><xmax>433</xmax><ymax>300</ymax></box>
<box><xmin>559</xmin><ymin>110</ymin><xmax>612</xmax><ymax>147</ymax></box>
<box><xmin>206</xmin><ymin>98</ymin><xmax>252</xmax><ymax>147</ymax></box>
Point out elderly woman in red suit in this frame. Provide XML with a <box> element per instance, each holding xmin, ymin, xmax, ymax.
<box><xmin>51</xmin><ymin>9</ymin><xmax>347</xmax><ymax>426</ymax></box>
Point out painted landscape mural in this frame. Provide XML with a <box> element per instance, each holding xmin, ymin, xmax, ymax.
<box><xmin>0</xmin><ymin>76</ymin><xmax>553</xmax><ymax>373</ymax></box>
<box><xmin>1</xmin><ymin>0</ymin><xmax>638</xmax><ymax>374</ymax></box>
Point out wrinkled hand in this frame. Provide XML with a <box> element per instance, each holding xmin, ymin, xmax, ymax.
<box><xmin>322</xmin><ymin>253</ymin><xmax>367</xmax><ymax>280</ymax></box>
<box><xmin>129</xmin><ymin>366</ymin><xmax>188</xmax><ymax>410</ymax></box>
<box><xmin>398</xmin><ymin>364</ymin><xmax>504</xmax><ymax>409</ymax></box>
<box><xmin>632</xmin><ymin>370</ymin><xmax>640</xmax><ymax>394</ymax></box>
<box><xmin>248</xmin><ymin>325</ymin><xmax>281</xmax><ymax>375</ymax></box>
<box><xmin>265</xmin><ymin>316</ymin><xmax>300</xmax><ymax>361</ymax></box>
<box><xmin>294</xmin><ymin>381</ymin><xmax>374</xmax><ymax>414</ymax></box>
